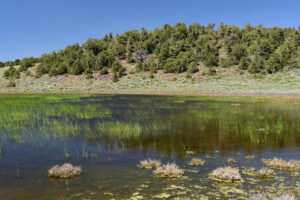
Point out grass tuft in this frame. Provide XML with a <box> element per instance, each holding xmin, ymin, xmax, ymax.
<box><xmin>188</xmin><ymin>158</ymin><xmax>206</xmax><ymax>166</ymax></box>
<box><xmin>48</xmin><ymin>163</ymin><xmax>81</xmax><ymax>178</ymax></box>
<box><xmin>138</xmin><ymin>159</ymin><xmax>161</xmax><ymax>169</ymax></box>
<box><xmin>209</xmin><ymin>167</ymin><xmax>243</xmax><ymax>183</ymax></box>
<box><xmin>153</xmin><ymin>163</ymin><xmax>184</xmax><ymax>178</ymax></box>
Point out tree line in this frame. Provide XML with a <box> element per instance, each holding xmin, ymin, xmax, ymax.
<box><xmin>2</xmin><ymin>22</ymin><xmax>300</xmax><ymax>80</ymax></box>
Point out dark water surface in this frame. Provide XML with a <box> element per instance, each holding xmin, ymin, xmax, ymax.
<box><xmin>0</xmin><ymin>94</ymin><xmax>299</xmax><ymax>199</ymax></box>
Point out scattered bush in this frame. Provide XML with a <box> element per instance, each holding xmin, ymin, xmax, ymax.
<box><xmin>3</xmin><ymin>67</ymin><xmax>20</xmax><ymax>79</ymax></box>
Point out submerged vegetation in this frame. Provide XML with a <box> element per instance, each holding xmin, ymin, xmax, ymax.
<box><xmin>48</xmin><ymin>163</ymin><xmax>81</xmax><ymax>178</ymax></box>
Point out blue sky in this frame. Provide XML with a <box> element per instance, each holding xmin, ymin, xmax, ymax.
<box><xmin>0</xmin><ymin>0</ymin><xmax>299</xmax><ymax>62</ymax></box>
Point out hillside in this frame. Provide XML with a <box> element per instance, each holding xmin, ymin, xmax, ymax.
<box><xmin>1</xmin><ymin>23</ymin><xmax>300</xmax><ymax>95</ymax></box>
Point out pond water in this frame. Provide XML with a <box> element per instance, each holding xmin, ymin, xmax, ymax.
<box><xmin>0</xmin><ymin>94</ymin><xmax>299</xmax><ymax>199</ymax></box>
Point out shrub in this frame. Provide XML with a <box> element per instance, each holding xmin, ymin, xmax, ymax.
<box><xmin>187</xmin><ymin>62</ymin><xmax>198</xmax><ymax>74</ymax></box>
<box><xmin>248</xmin><ymin>57</ymin><xmax>264</xmax><ymax>74</ymax></box>
<box><xmin>3</xmin><ymin>67</ymin><xmax>20</xmax><ymax>79</ymax></box>
<box><xmin>100</xmin><ymin>67</ymin><xmax>108</xmax><ymax>75</ymax></box>
<box><xmin>0</xmin><ymin>61</ymin><xmax>5</xmax><ymax>68</ymax></box>
<box><xmin>207</xmin><ymin>67</ymin><xmax>216</xmax><ymax>76</ymax></box>
<box><xmin>97</xmin><ymin>50</ymin><xmax>115</xmax><ymax>69</ymax></box>
<box><xmin>7</xmin><ymin>79</ymin><xmax>16</xmax><ymax>87</ymax></box>
<box><xmin>149</xmin><ymin>73</ymin><xmax>154</xmax><ymax>79</ymax></box>
<box><xmin>238</xmin><ymin>57</ymin><xmax>249</xmax><ymax>70</ymax></box>
<box><xmin>19</xmin><ymin>57</ymin><xmax>35</xmax><ymax>72</ymax></box>
<box><xmin>85</xmin><ymin>74</ymin><xmax>94</xmax><ymax>79</ymax></box>
<box><xmin>185</xmin><ymin>74</ymin><xmax>192</xmax><ymax>79</ymax></box>
<box><xmin>25</xmin><ymin>70</ymin><xmax>31</xmax><ymax>76</ymax></box>
<box><xmin>265</xmin><ymin>54</ymin><xmax>282</xmax><ymax>73</ymax></box>
<box><xmin>219</xmin><ymin>57</ymin><xmax>233</xmax><ymax>68</ymax></box>
<box><xmin>112</xmin><ymin>71</ymin><xmax>118</xmax><ymax>82</ymax></box>
<box><xmin>48</xmin><ymin>163</ymin><xmax>81</xmax><ymax>178</ymax></box>
<box><xmin>136</xmin><ymin>61</ymin><xmax>144</xmax><ymax>72</ymax></box>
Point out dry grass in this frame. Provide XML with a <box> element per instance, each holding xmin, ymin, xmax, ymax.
<box><xmin>262</xmin><ymin>157</ymin><xmax>300</xmax><ymax>171</ymax></box>
<box><xmin>188</xmin><ymin>158</ymin><xmax>206</xmax><ymax>166</ymax></box>
<box><xmin>153</xmin><ymin>163</ymin><xmax>184</xmax><ymax>178</ymax></box>
<box><xmin>48</xmin><ymin>163</ymin><xmax>81</xmax><ymax>178</ymax></box>
<box><xmin>138</xmin><ymin>159</ymin><xmax>161</xmax><ymax>169</ymax></box>
<box><xmin>209</xmin><ymin>167</ymin><xmax>243</xmax><ymax>183</ymax></box>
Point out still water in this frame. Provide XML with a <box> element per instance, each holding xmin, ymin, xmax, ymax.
<box><xmin>0</xmin><ymin>94</ymin><xmax>299</xmax><ymax>199</ymax></box>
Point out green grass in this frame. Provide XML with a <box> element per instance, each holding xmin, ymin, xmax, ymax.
<box><xmin>98</xmin><ymin>121</ymin><xmax>143</xmax><ymax>139</ymax></box>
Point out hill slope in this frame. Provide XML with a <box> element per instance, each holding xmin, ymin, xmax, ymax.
<box><xmin>1</xmin><ymin>23</ymin><xmax>300</xmax><ymax>95</ymax></box>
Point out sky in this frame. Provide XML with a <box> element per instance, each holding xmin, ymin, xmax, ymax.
<box><xmin>0</xmin><ymin>0</ymin><xmax>299</xmax><ymax>62</ymax></box>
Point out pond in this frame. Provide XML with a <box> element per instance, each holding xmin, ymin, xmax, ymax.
<box><xmin>0</xmin><ymin>94</ymin><xmax>299</xmax><ymax>199</ymax></box>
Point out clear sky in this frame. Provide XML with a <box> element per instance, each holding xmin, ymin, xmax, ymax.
<box><xmin>1</xmin><ymin>0</ymin><xmax>299</xmax><ymax>62</ymax></box>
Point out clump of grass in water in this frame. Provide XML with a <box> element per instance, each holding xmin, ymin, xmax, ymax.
<box><xmin>209</xmin><ymin>167</ymin><xmax>243</xmax><ymax>183</ymax></box>
<box><xmin>206</xmin><ymin>153</ymin><xmax>216</xmax><ymax>159</ymax></box>
<box><xmin>262</xmin><ymin>157</ymin><xmax>300</xmax><ymax>171</ymax></box>
<box><xmin>48</xmin><ymin>163</ymin><xmax>81</xmax><ymax>178</ymax></box>
<box><xmin>227</xmin><ymin>158</ymin><xmax>236</xmax><ymax>163</ymax></box>
<box><xmin>153</xmin><ymin>163</ymin><xmax>184</xmax><ymax>178</ymax></box>
<box><xmin>246</xmin><ymin>155</ymin><xmax>256</xmax><ymax>159</ymax></box>
<box><xmin>249</xmin><ymin>193</ymin><xmax>296</xmax><ymax>200</ymax></box>
<box><xmin>242</xmin><ymin>167</ymin><xmax>275</xmax><ymax>178</ymax></box>
<box><xmin>186</xmin><ymin>150</ymin><xmax>196</xmax><ymax>155</ymax></box>
<box><xmin>138</xmin><ymin>159</ymin><xmax>161</xmax><ymax>169</ymax></box>
<box><xmin>188</xmin><ymin>158</ymin><xmax>206</xmax><ymax>166</ymax></box>
<box><xmin>98</xmin><ymin>121</ymin><xmax>142</xmax><ymax>139</ymax></box>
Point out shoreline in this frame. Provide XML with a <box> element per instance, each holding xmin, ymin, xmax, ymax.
<box><xmin>1</xmin><ymin>91</ymin><xmax>300</xmax><ymax>100</ymax></box>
